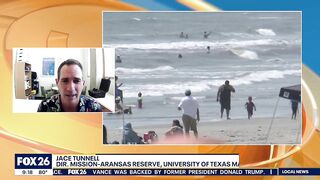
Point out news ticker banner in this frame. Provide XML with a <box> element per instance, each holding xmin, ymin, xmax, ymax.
<box><xmin>14</xmin><ymin>154</ymin><xmax>320</xmax><ymax>176</ymax></box>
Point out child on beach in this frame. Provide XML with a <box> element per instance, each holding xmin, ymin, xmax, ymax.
<box><xmin>245</xmin><ymin>96</ymin><xmax>256</xmax><ymax>120</ymax></box>
<box><xmin>137</xmin><ymin>92</ymin><xmax>143</xmax><ymax>108</ymax></box>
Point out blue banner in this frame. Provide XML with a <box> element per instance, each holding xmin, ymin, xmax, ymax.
<box><xmin>15</xmin><ymin>154</ymin><xmax>52</xmax><ymax>169</ymax></box>
<box><xmin>53</xmin><ymin>169</ymin><xmax>277</xmax><ymax>176</ymax></box>
<box><xmin>279</xmin><ymin>168</ymin><xmax>320</xmax><ymax>176</ymax></box>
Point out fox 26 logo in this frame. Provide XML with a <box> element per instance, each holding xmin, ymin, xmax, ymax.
<box><xmin>15</xmin><ymin>154</ymin><xmax>52</xmax><ymax>169</ymax></box>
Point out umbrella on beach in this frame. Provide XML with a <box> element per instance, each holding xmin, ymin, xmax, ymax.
<box><xmin>279</xmin><ymin>84</ymin><xmax>301</xmax><ymax>102</ymax></box>
<box><xmin>266</xmin><ymin>84</ymin><xmax>301</xmax><ymax>144</ymax></box>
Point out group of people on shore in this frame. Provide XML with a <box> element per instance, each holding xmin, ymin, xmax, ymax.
<box><xmin>119</xmin><ymin>80</ymin><xmax>252</xmax><ymax>142</ymax></box>
<box><xmin>176</xmin><ymin>80</ymin><xmax>257</xmax><ymax>138</ymax></box>
<box><xmin>176</xmin><ymin>80</ymin><xmax>300</xmax><ymax>139</ymax></box>
<box><xmin>114</xmin><ymin>79</ymin><xmax>299</xmax><ymax>144</ymax></box>
<box><xmin>175</xmin><ymin>81</ymin><xmax>238</xmax><ymax>139</ymax></box>
<box><xmin>216</xmin><ymin>80</ymin><xmax>257</xmax><ymax>120</ymax></box>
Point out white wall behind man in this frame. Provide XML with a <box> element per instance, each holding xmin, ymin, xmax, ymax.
<box><xmin>89</xmin><ymin>48</ymin><xmax>115</xmax><ymax>95</ymax></box>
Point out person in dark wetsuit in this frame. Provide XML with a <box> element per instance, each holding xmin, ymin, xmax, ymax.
<box><xmin>217</xmin><ymin>80</ymin><xmax>235</xmax><ymax>119</ymax></box>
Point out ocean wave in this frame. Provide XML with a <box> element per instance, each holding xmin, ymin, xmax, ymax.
<box><xmin>119</xmin><ymin>71</ymin><xmax>225</xmax><ymax>80</ymax></box>
<box><xmin>220</xmin><ymin>32</ymin><xmax>251</xmax><ymax>37</ymax></box>
<box><xmin>231</xmin><ymin>69</ymin><xmax>300</xmax><ymax>86</ymax></box>
<box><xmin>229</xmin><ymin>49</ymin><xmax>259</xmax><ymax>60</ymax></box>
<box><xmin>116</xmin><ymin>66</ymin><xmax>175</xmax><ymax>74</ymax></box>
<box><xmin>121</xmin><ymin>69</ymin><xmax>300</xmax><ymax>98</ymax></box>
<box><xmin>132</xmin><ymin>17</ymin><xmax>141</xmax><ymax>21</ymax></box>
<box><xmin>256</xmin><ymin>29</ymin><xmax>276</xmax><ymax>36</ymax></box>
<box><xmin>105</xmin><ymin>39</ymin><xmax>288</xmax><ymax>51</ymax></box>
<box><xmin>266</xmin><ymin>58</ymin><xmax>285</xmax><ymax>63</ymax></box>
<box><xmin>122</xmin><ymin>81</ymin><xmax>213</xmax><ymax>98</ymax></box>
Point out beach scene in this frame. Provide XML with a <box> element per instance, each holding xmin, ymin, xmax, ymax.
<box><xmin>102</xmin><ymin>12</ymin><xmax>301</xmax><ymax>144</ymax></box>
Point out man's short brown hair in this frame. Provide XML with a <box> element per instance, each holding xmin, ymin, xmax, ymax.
<box><xmin>57</xmin><ymin>59</ymin><xmax>83</xmax><ymax>80</ymax></box>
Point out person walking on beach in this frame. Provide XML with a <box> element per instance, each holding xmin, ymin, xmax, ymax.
<box><xmin>291</xmin><ymin>100</ymin><xmax>299</xmax><ymax>120</ymax></box>
<box><xmin>178</xmin><ymin>89</ymin><xmax>200</xmax><ymax>138</ymax></box>
<box><xmin>245</xmin><ymin>96</ymin><xmax>256</xmax><ymax>120</ymax></box>
<box><xmin>217</xmin><ymin>80</ymin><xmax>235</xmax><ymax>119</ymax></box>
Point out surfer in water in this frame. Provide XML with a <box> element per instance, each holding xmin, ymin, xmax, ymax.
<box><xmin>179</xmin><ymin>32</ymin><xmax>185</xmax><ymax>38</ymax></box>
<box><xmin>206</xmin><ymin>46</ymin><xmax>210</xmax><ymax>53</ymax></box>
<box><xmin>116</xmin><ymin>55</ymin><xmax>122</xmax><ymax>63</ymax></box>
<box><xmin>204</xmin><ymin>31</ymin><xmax>212</xmax><ymax>39</ymax></box>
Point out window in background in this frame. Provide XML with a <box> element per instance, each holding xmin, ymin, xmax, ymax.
<box><xmin>42</xmin><ymin>58</ymin><xmax>55</xmax><ymax>76</ymax></box>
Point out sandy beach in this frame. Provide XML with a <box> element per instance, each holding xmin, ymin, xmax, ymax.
<box><xmin>105</xmin><ymin>116</ymin><xmax>301</xmax><ymax>145</ymax></box>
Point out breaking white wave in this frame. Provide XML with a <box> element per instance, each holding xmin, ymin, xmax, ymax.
<box><xmin>256</xmin><ymin>29</ymin><xmax>276</xmax><ymax>36</ymax></box>
<box><xmin>229</xmin><ymin>49</ymin><xmax>259</xmax><ymax>60</ymax></box>
<box><xmin>121</xmin><ymin>69</ymin><xmax>301</xmax><ymax>98</ymax></box>
<box><xmin>231</xmin><ymin>69</ymin><xmax>300</xmax><ymax>86</ymax></box>
<box><xmin>116</xmin><ymin>66</ymin><xmax>175</xmax><ymax>74</ymax></box>
<box><xmin>105</xmin><ymin>39</ymin><xmax>288</xmax><ymax>51</ymax></box>
<box><xmin>132</xmin><ymin>17</ymin><xmax>141</xmax><ymax>21</ymax></box>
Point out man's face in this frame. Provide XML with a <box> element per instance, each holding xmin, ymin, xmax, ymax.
<box><xmin>56</xmin><ymin>64</ymin><xmax>84</xmax><ymax>104</ymax></box>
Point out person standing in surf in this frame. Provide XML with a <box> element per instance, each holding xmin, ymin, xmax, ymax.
<box><xmin>217</xmin><ymin>80</ymin><xmax>235</xmax><ymax>119</ymax></box>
